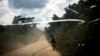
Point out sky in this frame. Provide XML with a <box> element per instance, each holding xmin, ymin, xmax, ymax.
<box><xmin>0</xmin><ymin>0</ymin><xmax>79</xmax><ymax>30</ymax></box>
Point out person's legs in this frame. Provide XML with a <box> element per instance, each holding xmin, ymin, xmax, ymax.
<box><xmin>52</xmin><ymin>43</ymin><xmax>56</xmax><ymax>50</ymax></box>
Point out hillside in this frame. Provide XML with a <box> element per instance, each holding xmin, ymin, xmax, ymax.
<box><xmin>0</xmin><ymin>25</ymin><xmax>43</xmax><ymax>55</ymax></box>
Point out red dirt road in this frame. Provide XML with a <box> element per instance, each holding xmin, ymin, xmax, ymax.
<box><xmin>1</xmin><ymin>39</ymin><xmax>60</xmax><ymax>56</ymax></box>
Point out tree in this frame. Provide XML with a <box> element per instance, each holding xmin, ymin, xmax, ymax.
<box><xmin>46</xmin><ymin>0</ymin><xmax>100</xmax><ymax>56</ymax></box>
<box><xmin>12</xmin><ymin>15</ymin><xmax>34</xmax><ymax>24</ymax></box>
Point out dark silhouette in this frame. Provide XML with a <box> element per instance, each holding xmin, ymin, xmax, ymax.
<box><xmin>46</xmin><ymin>0</ymin><xmax>100</xmax><ymax>56</ymax></box>
<box><xmin>49</xmin><ymin>33</ymin><xmax>56</xmax><ymax>50</ymax></box>
<box><xmin>12</xmin><ymin>15</ymin><xmax>34</xmax><ymax>24</ymax></box>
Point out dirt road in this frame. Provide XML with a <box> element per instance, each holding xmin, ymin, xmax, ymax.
<box><xmin>1</xmin><ymin>38</ymin><xmax>60</xmax><ymax>56</ymax></box>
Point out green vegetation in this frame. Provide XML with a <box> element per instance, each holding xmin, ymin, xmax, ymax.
<box><xmin>46</xmin><ymin>0</ymin><xmax>100</xmax><ymax>56</ymax></box>
<box><xmin>0</xmin><ymin>22</ymin><xmax>43</xmax><ymax>55</ymax></box>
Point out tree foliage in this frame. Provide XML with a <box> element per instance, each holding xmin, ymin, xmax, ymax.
<box><xmin>12</xmin><ymin>15</ymin><xmax>34</xmax><ymax>24</ymax></box>
<box><xmin>46</xmin><ymin>0</ymin><xmax>100</xmax><ymax>56</ymax></box>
